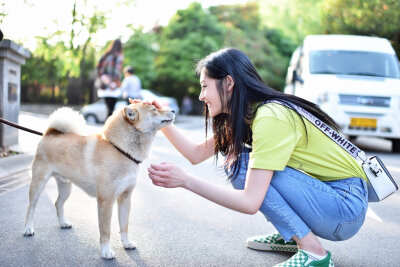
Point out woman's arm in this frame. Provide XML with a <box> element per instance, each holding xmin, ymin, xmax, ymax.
<box><xmin>161</xmin><ymin>124</ymin><xmax>215</xmax><ymax>164</ymax></box>
<box><xmin>148</xmin><ymin>163</ymin><xmax>273</xmax><ymax>214</ymax></box>
<box><xmin>129</xmin><ymin>98</ymin><xmax>215</xmax><ymax>164</ymax></box>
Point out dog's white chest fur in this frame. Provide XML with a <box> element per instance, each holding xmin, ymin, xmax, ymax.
<box><xmin>115</xmin><ymin>170</ymin><xmax>138</xmax><ymax>197</ymax></box>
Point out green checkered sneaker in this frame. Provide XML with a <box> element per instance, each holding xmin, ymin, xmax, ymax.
<box><xmin>273</xmin><ymin>250</ymin><xmax>334</xmax><ymax>267</ymax></box>
<box><xmin>246</xmin><ymin>233</ymin><xmax>298</xmax><ymax>252</ymax></box>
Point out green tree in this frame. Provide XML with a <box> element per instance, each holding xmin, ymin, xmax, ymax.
<box><xmin>21</xmin><ymin>0</ymin><xmax>134</xmax><ymax>104</ymax></box>
<box><xmin>155</xmin><ymin>2</ymin><xmax>225</xmax><ymax>101</ymax></box>
<box><xmin>64</xmin><ymin>1</ymin><xmax>107</xmax><ymax>104</ymax></box>
<box><xmin>21</xmin><ymin>38</ymin><xmax>69</xmax><ymax>103</ymax></box>
<box><xmin>210</xmin><ymin>2</ymin><xmax>295</xmax><ymax>90</ymax></box>
<box><xmin>321</xmin><ymin>0</ymin><xmax>400</xmax><ymax>56</ymax></box>
<box><xmin>259</xmin><ymin>0</ymin><xmax>325</xmax><ymax>45</ymax></box>
<box><xmin>210</xmin><ymin>2</ymin><xmax>261</xmax><ymax>32</ymax></box>
<box><xmin>123</xmin><ymin>27</ymin><xmax>158</xmax><ymax>89</ymax></box>
<box><xmin>0</xmin><ymin>2</ymin><xmax>7</xmax><ymax>24</ymax></box>
<box><xmin>264</xmin><ymin>28</ymin><xmax>297</xmax><ymax>59</ymax></box>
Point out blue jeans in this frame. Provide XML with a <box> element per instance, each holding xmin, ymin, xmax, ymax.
<box><xmin>225</xmin><ymin>150</ymin><xmax>368</xmax><ymax>242</ymax></box>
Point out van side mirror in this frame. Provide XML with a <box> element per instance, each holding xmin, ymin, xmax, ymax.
<box><xmin>292</xmin><ymin>70</ymin><xmax>304</xmax><ymax>84</ymax></box>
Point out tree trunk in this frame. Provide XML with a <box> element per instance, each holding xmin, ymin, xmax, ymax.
<box><xmin>51</xmin><ymin>82</ymin><xmax>55</xmax><ymax>103</ymax></box>
<box><xmin>66</xmin><ymin>77</ymin><xmax>80</xmax><ymax>104</ymax></box>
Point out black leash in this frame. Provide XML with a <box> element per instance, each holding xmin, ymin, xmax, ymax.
<box><xmin>0</xmin><ymin>117</ymin><xmax>141</xmax><ymax>164</ymax></box>
<box><xmin>0</xmin><ymin>118</ymin><xmax>43</xmax><ymax>136</ymax></box>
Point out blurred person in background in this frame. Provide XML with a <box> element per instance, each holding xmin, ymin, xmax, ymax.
<box><xmin>120</xmin><ymin>65</ymin><xmax>142</xmax><ymax>104</ymax></box>
<box><xmin>181</xmin><ymin>95</ymin><xmax>193</xmax><ymax>115</ymax></box>
<box><xmin>96</xmin><ymin>39</ymin><xmax>124</xmax><ymax>118</ymax></box>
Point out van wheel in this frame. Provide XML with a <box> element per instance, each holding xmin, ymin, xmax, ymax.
<box><xmin>392</xmin><ymin>139</ymin><xmax>400</xmax><ymax>153</ymax></box>
<box><xmin>349</xmin><ymin>135</ymin><xmax>357</xmax><ymax>141</ymax></box>
<box><xmin>85</xmin><ymin>114</ymin><xmax>98</xmax><ymax>124</ymax></box>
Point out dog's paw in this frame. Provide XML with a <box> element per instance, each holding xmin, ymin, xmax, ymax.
<box><xmin>122</xmin><ymin>240</ymin><xmax>136</xmax><ymax>250</ymax></box>
<box><xmin>60</xmin><ymin>221</ymin><xmax>72</xmax><ymax>229</ymax></box>
<box><xmin>23</xmin><ymin>227</ymin><xmax>35</xmax><ymax>236</ymax></box>
<box><xmin>101</xmin><ymin>245</ymin><xmax>116</xmax><ymax>260</ymax></box>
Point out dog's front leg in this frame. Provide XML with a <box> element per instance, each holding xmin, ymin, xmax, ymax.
<box><xmin>97</xmin><ymin>198</ymin><xmax>115</xmax><ymax>259</ymax></box>
<box><xmin>117</xmin><ymin>188</ymin><xmax>135</xmax><ymax>249</ymax></box>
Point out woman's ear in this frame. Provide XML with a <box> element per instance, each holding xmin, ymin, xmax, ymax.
<box><xmin>226</xmin><ymin>75</ymin><xmax>234</xmax><ymax>92</ymax></box>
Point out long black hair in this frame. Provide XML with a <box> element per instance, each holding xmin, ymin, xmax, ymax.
<box><xmin>105</xmin><ymin>39</ymin><xmax>122</xmax><ymax>56</ymax></box>
<box><xmin>98</xmin><ymin>39</ymin><xmax>122</xmax><ymax>65</ymax></box>
<box><xmin>196</xmin><ymin>47</ymin><xmax>339</xmax><ymax>180</ymax></box>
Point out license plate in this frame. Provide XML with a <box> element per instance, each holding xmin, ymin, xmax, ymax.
<box><xmin>350</xmin><ymin>117</ymin><xmax>377</xmax><ymax>128</ymax></box>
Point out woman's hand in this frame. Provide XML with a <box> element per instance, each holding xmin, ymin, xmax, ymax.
<box><xmin>129</xmin><ymin>98</ymin><xmax>163</xmax><ymax>109</ymax></box>
<box><xmin>148</xmin><ymin>162</ymin><xmax>189</xmax><ymax>188</ymax></box>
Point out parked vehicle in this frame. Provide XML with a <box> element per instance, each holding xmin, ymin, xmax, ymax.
<box><xmin>81</xmin><ymin>89</ymin><xmax>180</xmax><ymax>123</ymax></box>
<box><xmin>284</xmin><ymin>34</ymin><xmax>400</xmax><ymax>153</ymax></box>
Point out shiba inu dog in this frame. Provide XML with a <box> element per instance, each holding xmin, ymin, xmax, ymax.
<box><xmin>23</xmin><ymin>103</ymin><xmax>175</xmax><ymax>259</ymax></box>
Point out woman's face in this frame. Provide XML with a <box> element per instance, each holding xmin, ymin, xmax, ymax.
<box><xmin>199</xmin><ymin>68</ymin><xmax>224</xmax><ymax>117</ymax></box>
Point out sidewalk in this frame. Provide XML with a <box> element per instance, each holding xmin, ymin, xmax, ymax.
<box><xmin>0</xmin><ymin>105</ymin><xmax>51</xmax><ymax>195</ymax></box>
<box><xmin>19</xmin><ymin>103</ymin><xmax>80</xmax><ymax>116</ymax></box>
<box><xmin>0</xmin><ymin>153</ymin><xmax>33</xmax><ymax>194</ymax></box>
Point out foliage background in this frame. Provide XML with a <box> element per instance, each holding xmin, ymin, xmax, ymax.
<box><xmin>9</xmin><ymin>0</ymin><xmax>399</xmax><ymax>113</ymax></box>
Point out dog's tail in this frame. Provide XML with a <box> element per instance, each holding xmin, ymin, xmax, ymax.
<box><xmin>45</xmin><ymin>107</ymin><xmax>86</xmax><ymax>136</ymax></box>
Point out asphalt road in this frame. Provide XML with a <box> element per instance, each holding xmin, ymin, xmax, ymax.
<box><xmin>0</xmin><ymin>111</ymin><xmax>399</xmax><ymax>267</ymax></box>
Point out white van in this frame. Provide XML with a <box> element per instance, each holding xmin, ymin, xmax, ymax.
<box><xmin>284</xmin><ymin>35</ymin><xmax>400</xmax><ymax>153</ymax></box>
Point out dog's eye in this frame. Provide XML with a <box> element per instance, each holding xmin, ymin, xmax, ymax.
<box><xmin>151</xmin><ymin>107</ymin><xmax>157</xmax><ymax>112</ymax></box>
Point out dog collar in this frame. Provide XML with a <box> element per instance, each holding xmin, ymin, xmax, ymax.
<box><xmin>111</xmin><ymin>143</ymin><xmax>142</xmax><ymax>164</ymax></box>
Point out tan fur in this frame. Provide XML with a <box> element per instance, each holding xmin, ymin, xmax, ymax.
<box><xmin>23</xmin><ymin>103</ymin><xmax>175</xmax><ymax>259</ymax></box>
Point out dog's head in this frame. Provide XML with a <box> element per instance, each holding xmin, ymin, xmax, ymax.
<box><xmin>122</xmin><ymin>103</ymin><xmax>175</xmax><ymax>132</ymax></box>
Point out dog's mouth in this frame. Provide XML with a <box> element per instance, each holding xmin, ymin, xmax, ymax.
<box><xmin>161</xmin><ymin>119</ymin><xmax>173</xmax><ymax>124</ymax></box>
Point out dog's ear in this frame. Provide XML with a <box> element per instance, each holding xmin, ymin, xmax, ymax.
<box><xmin>123</xmin><ymin>106</ymin><xmax>139</xmax><ymax>123</ymax></box>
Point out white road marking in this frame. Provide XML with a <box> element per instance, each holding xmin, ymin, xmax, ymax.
<box><xmin>366</xmin><ymin>207</ymin><xmax>383</xmax><ymax>222</ymax></box>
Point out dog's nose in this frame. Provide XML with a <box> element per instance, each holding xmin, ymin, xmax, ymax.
<box><xmin>171</xmin><ymin>109</ymin><xmax>176</xmax><ymax>114</ymax></box>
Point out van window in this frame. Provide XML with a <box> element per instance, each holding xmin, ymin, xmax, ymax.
<box><xmin>309</xmin><ymin>50</ymin><xmax>400</xmax><ymax>78</ymax></box>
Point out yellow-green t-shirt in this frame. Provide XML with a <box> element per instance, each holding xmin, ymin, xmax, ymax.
<box><xmin>249</xmin><ymin>103</ymin><xmax>367</xmax><ymax>182</ymax></box>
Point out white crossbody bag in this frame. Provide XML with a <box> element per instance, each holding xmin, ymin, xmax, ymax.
<box><xmin>270</xmin><ymin>101</ymin><xmax>398</xmax><ymax>202</ymax></box>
